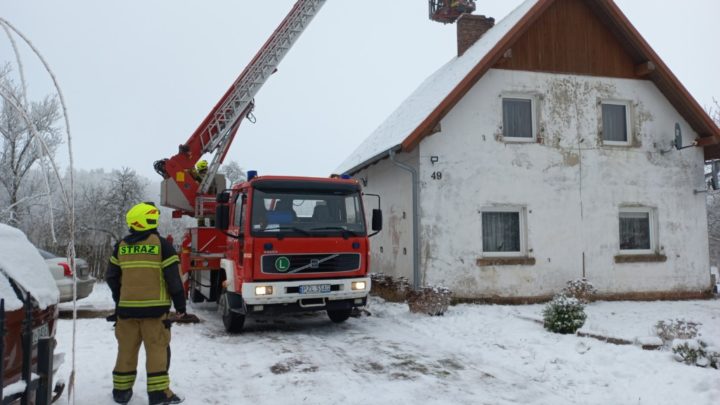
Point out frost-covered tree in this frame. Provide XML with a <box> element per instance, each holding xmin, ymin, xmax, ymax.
<box><xmin>34</xmin><ymin>168</ymin><xmax>150</xmax><ymax>278</ymax></box>
<box><xmin>220</xmin><ymin>160</ymin><xmax>246</xmax><ymax>187</ymax></box>
<box><xmin>0</xmin><ymin>71</ymin><xmax>62</xmax><ymax>225</ymax></box>
<box><xmin>706</xmin><ymin>100</ymin><xmax>720</xmax><ymax>267</ymax></box>
<box><xmin>101</xmin><ymin>167</ymin><xmax>149</xmax><ymax>241</ymax></box>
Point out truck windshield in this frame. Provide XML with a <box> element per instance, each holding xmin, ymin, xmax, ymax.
<box><xmin>250</xmin><ymin>189</ymin><xmax>366</xmax><ymax>237</ymax></box>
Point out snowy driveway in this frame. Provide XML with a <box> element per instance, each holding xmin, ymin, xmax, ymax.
<box><xmin>54</xmin><ymin>285</ymin><xmax>720</xmax><ymax>405</ymax></box>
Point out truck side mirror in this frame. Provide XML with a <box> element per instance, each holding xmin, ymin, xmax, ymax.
<box><xmin>216</xmin><ymin>205</ymin><xmax>230</xmax><ymax>230</ymax></box>
<box><xmin>216</xmin><ymin>191</ymin><xmax>230</xmax><ymax>203</ymax></box>
<box><xmin>371</xmin><ymin>209</ymin><xmax>382</xmax><ymax>233</ymax></box>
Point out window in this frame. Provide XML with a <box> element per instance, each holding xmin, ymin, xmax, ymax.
<box><xmin>619</xmin><ymin>207</ymin><xmax>656</xmax><ymax>253</ymax></box>
<box><xmin>233</xmin><ymin>193</ymin><xmax>246</xmax><ymax>230</ymax></box>
<box><xmin>481</xmin><ymin>207</ymin><xmax>526</xmax><ymax>256</ymax></box>
<box><xmin>250</xmin><ymin>189</ymin><xmax>366</xmax><ymax>237</ymax></box>
<box><xmin>502</xmin><ymin>97</ymin><xmax>535</xmax><ymax>140</ymax></box>
<box><xmin>602</xmin><ymin>101</ymin><xmax>631</xmax><ymax>145</ymax></box>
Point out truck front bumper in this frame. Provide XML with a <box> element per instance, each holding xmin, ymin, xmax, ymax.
<box><xmin>241</xmin><ymin>277</ymin><xmax>370</xmax><ymax>307</ymax></box>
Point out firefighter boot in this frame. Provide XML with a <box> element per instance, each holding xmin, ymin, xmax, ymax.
<box><xmin>112</xmin><ymin>388</ymin><xmax>132</xmax><ymax>404</ymax></box>
<box><xmin>148</xmin><ymin>390</ymin><xmax>184</xmax><ymax>404</ymax></box>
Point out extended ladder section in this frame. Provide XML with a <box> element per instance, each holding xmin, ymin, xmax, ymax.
<box><xmin>158</xmin><ymin>0</ymin><xmax>327</xmax><ymax>216</ymax></box>
<box><xmin>196</xmin><ymin>0</ymin><xmax>327</xmax><ymax>194</ymax></box>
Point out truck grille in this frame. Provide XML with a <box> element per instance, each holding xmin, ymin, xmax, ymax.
<box><xmin>261</xmin><ymin>253</ymin><xmax>361</xmax><ymax>275</ymax></box>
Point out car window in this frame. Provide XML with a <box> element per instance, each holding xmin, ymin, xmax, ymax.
<box><xmin>37</xmin><ymin>249</ymin><xmax>58</xmax><ymax>259</ymax></box>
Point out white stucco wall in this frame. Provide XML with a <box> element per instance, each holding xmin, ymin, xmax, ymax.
<box><xmin>416</xmin><ymin>68</ymin><xmax>711</xmax><ymax>299</ymax></box>
<box><xmin>355</xmin><ymin>150</ymin><xmax>417</xmax><ymax>281</ymax></box>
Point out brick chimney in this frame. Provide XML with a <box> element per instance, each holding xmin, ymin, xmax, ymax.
<box><xmin>457</xmin><ymin>14</ymin><xmax>495</xmax><ymax>56</ymax></box>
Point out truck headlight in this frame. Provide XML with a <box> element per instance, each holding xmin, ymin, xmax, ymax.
<box><xmin>351</xmin><ymin>281</ymin><xmax>366</xmax><ymax>291</ymax></box>
<box><xmin>255</xmin><ymin>286</ymin><xmax>273</xmax><ymax>296</ymax></box>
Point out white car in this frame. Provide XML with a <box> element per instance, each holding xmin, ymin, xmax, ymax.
<box><xmin>37</xmin><ymin>249</ymin><xmax>95</xmax><ymax>303</ymax></box>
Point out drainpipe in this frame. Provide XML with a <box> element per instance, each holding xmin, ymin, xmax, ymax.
<box><xmin>389</xmin><ymin>149</ymin><xmax>421</xmax><ymax>290</ymax></box>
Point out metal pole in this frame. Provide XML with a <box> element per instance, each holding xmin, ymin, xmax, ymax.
<box><xmin>35</xmin><ymin>337</ymin><xmax>53</xmax><ymax>405</ymax></box>
<box><xmin>21</xmin><ymin>293</ymin><xmax>32</xmax><ymax>405</ymax></box>
<box><xmin>389</xmin><ymin>149</ymin><xmax>421</xmax><ymax>290</ymax></box>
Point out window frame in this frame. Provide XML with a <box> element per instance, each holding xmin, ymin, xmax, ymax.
<box><xmin>601</xmin><ymin>100</ymin><xmax>633</xmax><ymax>146</ymax></box>
<box><xmin>480</xmin><ymin>206</ymin><xmax>528</xmax><ymax>258</ymax></box>
<box><xmin>618</xmin><ymin>206</ymin><xmax>657</xmax><ymax>255</ymax></box>
<box><xmin>501</xmin><ymin>94</ymin><xmax>537</xmax><ymax>143</ymax></box>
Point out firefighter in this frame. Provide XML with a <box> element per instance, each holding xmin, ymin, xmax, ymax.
<box><xmin>106</xmin><ymin>202</ymin><xmax>186</xmax><ymax>405</ymax></box>
<box><xmin>191</xmin><ymin>159</ymin><xmax>208</xmax><ymax>182</ymax></box>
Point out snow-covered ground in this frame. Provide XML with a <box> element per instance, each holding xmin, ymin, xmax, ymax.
<box><xmin>53</xmin><ymin>283</ymin><xmax>720</xmax><ymax>405</ymax></box>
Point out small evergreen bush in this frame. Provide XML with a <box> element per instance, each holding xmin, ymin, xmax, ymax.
<box><xmin>542</xmin><ymin>294</ymin><xmax>587</xmax><ymax>334</ymax></box>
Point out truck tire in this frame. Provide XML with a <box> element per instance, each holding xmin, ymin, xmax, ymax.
<box><xmin>219</xmin><ymin>291</ymin><xmax>245</xmax><ymax>333</ymax></box>
<box><xmin>327</xmin><ymin>308</ymin><xmax>351</xmax><ymax>323</ymax></box>
<box><xmin>189</xmin><ymin>277</ymin><xmax>204</xmax><ymax>303</ymax></box>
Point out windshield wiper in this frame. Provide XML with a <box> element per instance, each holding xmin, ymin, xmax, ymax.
<box><xmin>272</xmin><ymin>226</ymin><xmax>311</xmax><ymax>237</ymax></box>
<box><xmin>309</xmin><ymin>227</ymin><xmax>360</xmax><ymax>239</ymax></box>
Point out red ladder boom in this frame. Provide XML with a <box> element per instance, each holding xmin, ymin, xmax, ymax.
<box><xmin>155</xmin><ymin>0</ymin><xmax>327</xmax><ymax>216</ymax></box>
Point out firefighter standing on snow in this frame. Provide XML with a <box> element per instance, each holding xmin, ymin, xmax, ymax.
<box><xmin>106</xmin><ymin>202</ymin><xmax>185</xmax><ymax>405</ymax></box>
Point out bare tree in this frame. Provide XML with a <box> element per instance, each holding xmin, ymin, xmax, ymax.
<box><xmin>707</xmin><ymin>99</ymin><xmax>720</xmax><ymax>269</ymax></box>
<box><xmin>0</xmin><ymin>73</ymin><xmax>62</xmax><ymax>225</ymax></box>
<box><xmin>35</xmin><ymin>167</ymin><xmax>149</xmax><ymax>278</ymax></box>
<box><xmin>102</xmin><ymin>167</ymin><xmax>149</xmax><ymax>243</ymax></box>
<box><xmin>220</xmin><ymin>160</ymin><xmax>246</xmax><ymax>187</ymax></box>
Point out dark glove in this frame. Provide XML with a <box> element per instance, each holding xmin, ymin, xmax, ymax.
<box><xmin>106</xmin><ymin>312</ymin><xmax>117</xmax><ymax>327</ymax></box>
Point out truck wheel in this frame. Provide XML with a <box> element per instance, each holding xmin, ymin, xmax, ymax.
<box><xmin>189</xmin><ymin>278</ymin><xmax>204</xmax><ymax>303</ymax></box>
<box><xmin>219</xmin><ymin>291</ymin><xmax>245</xmax><ymax>333</ymax></box>
<box><xmin>327</xmin><ymin>308</ymin><xmax>351</xmax><ymax>323</ymax></box>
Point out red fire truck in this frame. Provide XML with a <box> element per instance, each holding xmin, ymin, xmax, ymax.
<box><xmin>153</xmin><ymin>0</ymin><xmax>381</xmax><ymax>332</ymax></box>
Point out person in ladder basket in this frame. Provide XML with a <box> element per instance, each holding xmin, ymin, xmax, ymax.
<box><xmin>106</xmin><ymin>202</ymin><xmax>186</xmax><ymax>405</ymax></box>
<box><xmin>190</xmin><ymin>159</ymin><xmax>208</xmax><ymax>182</ymax></box>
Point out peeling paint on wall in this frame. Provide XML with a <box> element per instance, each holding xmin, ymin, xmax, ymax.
<box><xmin>356</xmin><ymin>69</ymin><xmax>710</xmax><ymax>300</ymax></box>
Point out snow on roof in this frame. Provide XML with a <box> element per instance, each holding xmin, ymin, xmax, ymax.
<box><xmin>0</xmin><ymin>224</ymin><xmax>59</xmax><ymax>311</ymax></box>
<box><xmin>0</xmin><ymin>271</ymin><xmax>22</xmax><ymax>312</ymax></box>
<box><xmin>336</xmin><ymin>0</ymin><xmax>539</xmax><ymax>174</ymax></box>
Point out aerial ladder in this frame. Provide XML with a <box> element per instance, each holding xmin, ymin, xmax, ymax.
<box><xmin>154</xmin><ymin>0</ymin><xmax>327</xmax><ymax>218</ymax></box>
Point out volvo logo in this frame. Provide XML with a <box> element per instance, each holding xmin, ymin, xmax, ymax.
<box><xmin>275</xmin><ymin>256</ymin><xmax>290</xmax><ymax>272</ymax></box>
<box><xmin>310</xmin><ymin>259</ymin><xmax>320</xmax><ymax>269</ymax></box>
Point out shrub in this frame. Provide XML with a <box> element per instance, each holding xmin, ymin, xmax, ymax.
<box><xmin>672</xmin><ymin>339</ymin><xmax>719</xmax><ymax>369</ymax></box>
<box><xmin>542</xmin><ymin>294</ymin><xmax>587</xmax><ymax>334</ymax></box>
<box><xmin>561</xmin><ymin>278</ymin><xmax>597</xmax><ymax>303</ymax></box>
<box><xmin>369</xmin><ymin>273</ymin><xmax>410</xmax><ymax>303</ymax></box>
<box><xmin>655</xmin><ymin>319</ymin><xmax>700</xmax><ymax>347</ymax></box>
<box><xmin>407</xmin><ymin>287</ymin><xmax>452</xmax><ymax>316</ymax></box>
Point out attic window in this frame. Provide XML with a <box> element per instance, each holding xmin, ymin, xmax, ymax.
<box><xmin>502</xmin><ymin>97</ymin><xmax>535</xmax><ymax>141</ymax></box>
<box><xmin>602</xmin><ymin>101</ymin><xmax>631</xmax><ymax>145</ymax></box>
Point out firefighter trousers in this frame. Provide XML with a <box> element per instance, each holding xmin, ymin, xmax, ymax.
<box><xmin>112</xmin><ymin>315</ymin><xmax>175</xmax><ymax>396</ymax></box>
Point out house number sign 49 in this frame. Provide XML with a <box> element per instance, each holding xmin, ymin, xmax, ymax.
<box><xmin>431</xmin><ymin>171</ymin><xmax>443</xmax><ymax>180</ymax></box>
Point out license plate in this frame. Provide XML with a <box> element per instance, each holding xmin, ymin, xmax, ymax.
<box><xmin>299</xmin><ymin>284</ymin><xmax>331</xmax><ymax>294</ymax></box>
<box><xmin>32</xmin><ymin>323</ymin><xmax>49</xmax><ymax>346</ymax></box>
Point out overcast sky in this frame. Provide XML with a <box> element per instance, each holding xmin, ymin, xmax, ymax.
<box><xmin>2</xmin><ymin>0</ymin><xmax>719</xmax><ymax>180</ymax></box>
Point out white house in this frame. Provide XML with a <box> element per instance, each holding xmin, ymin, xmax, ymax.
<box><xmin>337</xmin><ymin>0</ymin><xmax>720</xmax><ymax>302</ymax></box>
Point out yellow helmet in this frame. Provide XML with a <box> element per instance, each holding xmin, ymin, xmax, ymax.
<box><xmin>126</xmin><ymin>202</ymin><xmax>160</xmax><ymax>231</ymax></box>
<box><xmin>196</xmin><ymin>160</ymin><xmax>208</xmax><ymax>171</ymax></box>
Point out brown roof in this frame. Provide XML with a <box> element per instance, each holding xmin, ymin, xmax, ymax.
<box><xmin>401</xmin><ymin>0</ymin><xmax>720</xmax><ymax>157</ymax></box>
